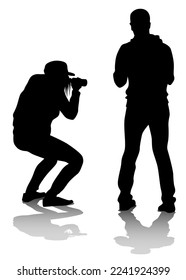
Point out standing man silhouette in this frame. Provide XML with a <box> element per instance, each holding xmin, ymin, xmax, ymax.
<box><xmin>13</xmin><ymin>61</ymin><xmax>86</xmax><ymax>207</ymax></box>
<box><xmin>113</xmin><ymin>9</ymin><xmax>176</xmax><ymax>212</ymax></box>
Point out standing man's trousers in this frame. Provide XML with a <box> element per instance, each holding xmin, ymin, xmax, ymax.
<box><xmin>118</xmin><ymin>100</ymin><xmax>175</xmax><ymax>205</ymax></box>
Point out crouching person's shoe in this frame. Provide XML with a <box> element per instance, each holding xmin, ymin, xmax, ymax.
<box><xmin>43</xmin><ymin>196</ymin><xmax>74</xmax><ymax>207</ymax></box>
<box><xmin>119</xmin><ymin>199</ymin><xmax>136</xmax><ymax>211</ymax></box>
<box><xmin>22</xmin><ymin>191</ymin><xmax>45</xmax><ymax>203</ymax></box>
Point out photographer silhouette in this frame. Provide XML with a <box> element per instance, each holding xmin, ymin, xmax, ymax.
<box><xmin>13</xmin><ymin>61</ymin><xmax>86</xmax><ymax>207</ymax></box>
<box><xmin>114</xmin><ymin>9</ymin><xmax>176</xmax><ymax>213</ymax></box>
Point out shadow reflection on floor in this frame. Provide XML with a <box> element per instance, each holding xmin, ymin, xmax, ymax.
<box><xmin>114</xmin><ymin>210</ymin><xmax>175</xmax><ymax>254</ymax></box>
<box><xmin>13</xmin><ymin>199</ymin><xmax>86</xmax><ymax>241</ymax></box>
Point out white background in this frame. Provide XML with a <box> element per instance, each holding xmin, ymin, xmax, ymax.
<box><xmin>1</xmin><ymin>0</ymin><xmax>186</xmax><ymax>279</ymax></box>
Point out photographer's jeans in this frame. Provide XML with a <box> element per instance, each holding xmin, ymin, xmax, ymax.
<box><xmin>21</xmin><ymin>136</ymin><xmax>83</xmax><ymax>197</ymax></box>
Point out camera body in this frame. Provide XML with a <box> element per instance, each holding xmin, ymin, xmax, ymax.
<box><xmin>70</xmin><ymin>77</ymin><xmax>87</xmax><ymax>88</ymax></box>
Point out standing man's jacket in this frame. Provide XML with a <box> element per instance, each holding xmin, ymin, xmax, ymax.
<box><xmin>114</xmin><ymin>34</ymin><xmax>174</xmax><ymax>103</ymax></box>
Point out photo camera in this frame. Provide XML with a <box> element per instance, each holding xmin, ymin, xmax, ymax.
<box><xmin>70</xmin><ymin>77</ymin><xmax>88</xmax><ymax>88</ymax></box>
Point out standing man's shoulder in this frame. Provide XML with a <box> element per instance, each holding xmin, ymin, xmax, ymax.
<box><xmin>148</xmin><ymin>34</ymin><xmax>174</xmax><ymax>63</ymax></box>
<box><xmin>117</xmin><ymin>41</ymin><xmax>132</xmax><ymax>54</ymax></box>
<box><xmin>115</xmin><ymin>41</ymin><xmax>133</xmax><ymax>64</ymax></box>
<box><xmin>160</xmin><ymin>40</ymin><xmax>172</xmax><ymax>53</ymax></box>
<box><xmin>151</xmin><ymin>35</ymin><xmax>173</xmax><ymax>53</ymax></box>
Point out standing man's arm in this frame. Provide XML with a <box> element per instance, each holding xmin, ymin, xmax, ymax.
<box><xmin>164</xmin><ymin>45</ymin><xmax>174</xmax><ymax>85</ymax></box>
<box><xmin>113</xmin><ymin>45</ymin><xmax>128</xmax><ymax>88</ymax></box>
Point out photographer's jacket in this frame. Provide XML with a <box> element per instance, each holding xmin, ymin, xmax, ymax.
<box><xmin>114</xmin><ymin>34</ymin><xmax>174</xmax><ymax>103</ymax></box>
<box><xmin>13</xmin><ymin>75</ymin><xmax>80</xmax><ymax>149</ymax></box>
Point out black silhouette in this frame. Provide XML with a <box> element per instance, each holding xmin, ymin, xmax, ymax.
<box><xmin>13</xmin><ymin>199</ymin><xmax>86</xmax><ymax>240</ymax></box>
<box><xmin>113</xmin><ymin>9</ymin><xmax>176</xmax><ymax>212</ymax></box>
<box><xmin>115</xmin><ymin>210</ymin><xmax>175</xmax><ymax>254</ymax></box>
<box><xmin>13</xmin><ymin>61</ymin><xmax>87</xmax><ymax>207</ymax></box>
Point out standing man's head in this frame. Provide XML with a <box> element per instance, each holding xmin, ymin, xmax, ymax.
<box><xmin>130</xmin><ymin>9</ymin><xmax>151</xmax><ymax>37</ymax></box>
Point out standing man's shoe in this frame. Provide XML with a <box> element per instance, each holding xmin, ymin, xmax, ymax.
<box><xmin>158</xmin><ymin>203</ymin><xmax>175</xmax><ymax>213</ymax></box>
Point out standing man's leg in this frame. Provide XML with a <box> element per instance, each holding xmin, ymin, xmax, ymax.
<box><xmin>118</xmin><ymin>105</ymin><xmax>148</xmax><ymax>210</ymax></box>
<box><xmin>149</xmin><ymin>104</ymin><xmax>176</xmax><ymax>212</ymax></box>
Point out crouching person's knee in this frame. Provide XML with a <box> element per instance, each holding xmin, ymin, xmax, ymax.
<box><xmin>76</xmin><ymin>153</ymin><xmax>83</xmax><ymax>170</ymax></box>
<box><xmin>70</xmin><ymin>152</ymin><xmax>83</xmax><ymax>172</ymax></box>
